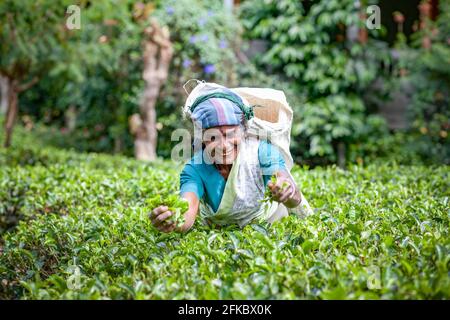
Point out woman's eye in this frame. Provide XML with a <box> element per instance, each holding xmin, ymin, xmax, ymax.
<box><xmin>226</xmin><ymin>129</ymin><xmax>239</xmax><ymax>139</ymax></box>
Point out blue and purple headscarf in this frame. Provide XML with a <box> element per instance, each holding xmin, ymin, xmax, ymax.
<box><xmin>189</xmin><ymin>88</ymin><xmax>254</xmax><ymax>129</ymax></box>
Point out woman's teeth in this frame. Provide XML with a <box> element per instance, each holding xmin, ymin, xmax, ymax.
<box><xmin>220</xmin><ymin>148</ymin><xmax>233</xmax><ymax>156</ymax></box>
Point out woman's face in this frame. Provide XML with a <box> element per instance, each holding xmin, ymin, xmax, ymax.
<box><xmin>203</xmin><ymin>125</ymin><xmax>242</xmax><ymax>164</ymax></box>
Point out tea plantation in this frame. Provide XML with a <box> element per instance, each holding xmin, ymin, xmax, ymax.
<box><xmin>0</xmin><ymin>127</ymin><xmax>449</xmax><ymax>299</ymax></box>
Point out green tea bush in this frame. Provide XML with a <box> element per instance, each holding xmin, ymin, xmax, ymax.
<box><xmin>1</xmin><ymin>129</ymin><xmax>449</xmax><ymax>299</ymax></box>
<box><xmin>0</xmin><ymin>122</ymin><xmax>181</xmax><ymax>235</ymax></box>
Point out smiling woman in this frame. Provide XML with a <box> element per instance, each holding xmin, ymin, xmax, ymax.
<box><xmin>149</xmin><ymin>83</ymin><xmax>310</xmax><ymax>232</ymax></box>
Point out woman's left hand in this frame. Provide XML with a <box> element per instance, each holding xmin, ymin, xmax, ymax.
<box><xmin>267</xmin><ymin>171</ymin><xmax>301</xmax><ymax>208</ymax></box>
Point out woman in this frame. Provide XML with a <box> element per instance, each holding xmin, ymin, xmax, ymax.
<box><xmin>150</xmin><ymin>87</ymin><xmax>303</xmax><ymax>233</ymax></box>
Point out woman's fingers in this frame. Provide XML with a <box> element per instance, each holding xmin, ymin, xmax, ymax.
<box><xmin>275</xmin><ymin>176</ymin><xmax>285</xmax><ymax>190</ymax></box>
<box><xmin>150</xmin><ymin>206</ymin><xmax>172</xmax><ymax>225</ymax></box>
<box><xmin>159</xmin><ymin>221</ymin><xmax>175</xmax><ymax>233</ymax></box>
<box><xmin>268</xmin><ymin>181</ymin><xmax>280</xmax><ymax>195</ymax></box>
<box><xmin>148</xmin><ymin>205</ymin><xmax>177</xmax><ymax>233</ymax></box>
<box><xmin>278</xmin><ymin>184</ymin><xmax>293</xmax><ymax>203</ymax></box>
<box><xmin>151</xmin><ymin>205</ymin><xmax>168</xmax><ymax>218</ymax></box>
<box><xmin>267</xmin><ymin>174</ymin><xmax>295</xmax><ymax>203</ymax></box>
<box><xmin>268</xmin><ymin>176</ymin><xmax>292</xmax><ymax>203</ymax></box>
<box><xmin>153</xmin><ymin>210</ymin><xmax>173</xmax><ymax>226</ymax></box>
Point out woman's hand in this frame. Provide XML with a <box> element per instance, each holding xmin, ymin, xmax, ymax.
<box><xmin>267</xmin><ymin>171</ymin><xmax>302</xmax><ymax>208</ymax></box>
<box><xmin>149</xmin><ymin>206</ymin><xmax>177</xmax><ymax>233</ymax></box>
<box><xmin>149</xmin><ymin>192</ymin><xmax>200</xmax><ymax>233</ymax></box>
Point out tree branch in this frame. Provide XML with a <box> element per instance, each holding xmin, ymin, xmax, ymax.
<box><xmin>17</xmin><ymin>76</ymin><xmax>39</xmax><ymax>92</ymax></box>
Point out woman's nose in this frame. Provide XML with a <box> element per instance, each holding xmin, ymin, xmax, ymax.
<box><xmin>216</xmin><ymin>140</ymin><xmax>226</xmax><ymax>151</ymax></box>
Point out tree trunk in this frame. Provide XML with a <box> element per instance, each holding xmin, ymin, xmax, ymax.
<box><xmin>132</xmin><ymin>19</ymin><xmax>173</xmax><ymax>161</ymax></box>
<box><xmin>358</xmin><ymin>11</ymin><xmax>368</xmax><ymax>44</ymax></box>
<box><xmin>4</xmin><ymin>80</ymin><xmax>18</xmax><ymax>148</ymax></box>
<box><xmin>337</xmin><ymin>142</ymin><xmax>346</xmax><ymax>169</ymax></box>
<box><xmin>0</xmin><ymin>76</ymin><xmax>8</xmax><ymax>114</ymax></box>
<box><xmin>2</xmin><ymin>76</ymin><xmax>38</xmax><ymax>148</ymax></box>
<box><xmin>64</xmin><ymin>105</ymin><xmax>77</xmax><ymax>132</ymax></box>
<box><xmin>114</xmin><ymin>136</ymin><xmax>123</xmax><ymax>154</ymax></box>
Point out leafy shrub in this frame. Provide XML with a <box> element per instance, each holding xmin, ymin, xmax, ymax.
<box><xmin>15</xmin><ymin>0</ymin><xmax>150</xmax><ymax>155</ymax></box>
<box><xmin>393</xmin><ymin>0</ymin><xmax>450</xmax><ymax>164</ymax></box>
<box><xmin>17</xmin><ymin>0</ymin><xmax>244</xmax><ymax>158</ymax></box>
<box><xmin>0</xmin><ymin>126</ymin><xmax>448</xmax><ymax>299</ymax></box>
<box><xmin>239</xmin><ymin>0</ymin><xmax>392</xmax><ymax>165</ymax></box>
<box><xmin>154</xmin><ymin>0</ymin><xmax>241</xmax><ymax>86</ymax></box>
<box><xmin>0</xmin><ymin>122</ymin><xmax>181</xmax><ymax>237</ymax></box>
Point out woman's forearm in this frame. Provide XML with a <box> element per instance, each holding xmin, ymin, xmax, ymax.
<box><xmin>283</xmin><ymin>187</ymin><xmax>302</xmax><ymax>208</ymax></box>
<box><xmin>179</xmin><ymin>208</ymin><xmax>197</xmax><ymax>232</ymax></box>
<box><xmin>178</xmin><ymin>192</ymin><xmax>200</xmax><ymax>233</ymax></box>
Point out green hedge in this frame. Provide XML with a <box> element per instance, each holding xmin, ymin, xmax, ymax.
<box><xmin>0</xmin><ymin>128</ymin><xmax>449</xmax><ymax>299</ymax></box>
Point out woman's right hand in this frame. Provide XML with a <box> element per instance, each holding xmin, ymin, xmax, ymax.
<box><xmin>149</xmin><ymin>205</ymin><xmax>176</xmax><ymax>233</ymax></box>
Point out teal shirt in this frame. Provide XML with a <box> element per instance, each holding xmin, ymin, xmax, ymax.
<box><xmin>180</xmin><ymin>140</ymin><xmax>286</xmax><ymax>212</ymax></box>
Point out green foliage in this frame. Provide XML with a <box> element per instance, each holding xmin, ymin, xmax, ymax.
<box><xmin>154</xmin><ymin>0</ymin><xmax>241</xmax><ymax>86</ymax></box>
<box><xmin>394</xmin><ymin>0</ymin><xmax>450</xmax><ymax>164</ymax></box>
<box><xmin>239</xmin><ymin>0</ymin><xmax>392</xmax><ymax>163</ymax></box>
<box><xmin>0</xmin><ymin>124</ymin><xmax>448</xmax><ymax>299</ymax></box>
<box><xmin>17</xmin><ymin>0</ymin><xmax>243</xmax><ymax>158</ymax></box>
<box><xmin>146</xmin><ymin>195</ymin><xmax>188</xmax><ymax>228</ymax></box>
<box><xmin>0</xmin><ymin>121</ymin><xmax>180</xmax><ymax>236</ymax></box>
<box><xmin>18</xmin><ymin>0</ymin><xmax>151</xmax><ymax>155</ymax></box>
<box><xmin>0</xmin><ymin>0</ymin><xmax>74</xmax><ymax>81</ymax></box>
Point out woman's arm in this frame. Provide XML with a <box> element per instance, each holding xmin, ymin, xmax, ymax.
<box><xmin>178</xmin><ymin>192</ymin><xmax>200</xmax><ymax>232</ymax></box>
<box><xmin>259</xmin><ymin>140</ymin><xmax>301</xmax><ymax>208</ymax></box>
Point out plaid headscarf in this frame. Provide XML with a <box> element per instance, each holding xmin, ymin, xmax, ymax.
<box><xmin>189</xmin><ymin>88</ymin><xmax>253</xmax><ymax>129</ymax></box>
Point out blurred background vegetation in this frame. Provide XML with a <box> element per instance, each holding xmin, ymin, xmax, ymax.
<box><xmin>0</xmin><ymin>0</ymin><xmax>448</xmax><ymax>166</ymax></box>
